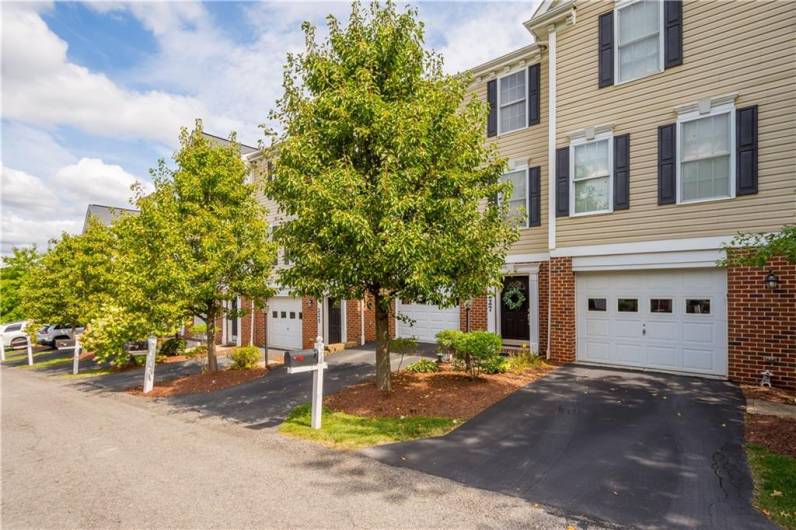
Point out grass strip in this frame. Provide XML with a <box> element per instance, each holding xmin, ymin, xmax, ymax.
<box><xmin>747</xmin><ymin>444</ymin><xmax>796</xmax><ymax>529</ymax></box>
<box><xmin>279</xmin><ymin>404</ymin><xmax>458</xmax><ymax>449</ymax></box>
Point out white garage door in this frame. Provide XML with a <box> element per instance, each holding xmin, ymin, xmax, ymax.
<box><xmin>396</xmin><ymin>301</ymin><xmax>460</xmax><ymax>343</ymax></box>
<box><xmin>267</xmin><ymin>297</ymin><xmax>303</xmax><ymax>350</ymax></box>
<box><xmin>576</xmin><ymin>269</ymin><xmax>727</xmax><ymax>377</ymax></box>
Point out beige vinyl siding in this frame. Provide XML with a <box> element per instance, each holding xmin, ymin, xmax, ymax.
<box><xmin>470</xmin><ymin>55</ymin><xmax>550</xmax><ymax>254</ymax></box>
<box><xmin>554</xmin><ymin>0</ymin><xmax>796</xmax><ymax>247</ymax></box>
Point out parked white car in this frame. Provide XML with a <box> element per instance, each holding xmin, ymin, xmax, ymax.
<box><xmin>1</xmin><ymin>321</ymin><xmax>30</xmax><ymax>349</ymax></box>
<box><xmin>36</xmin><ymin>324</ymin><xmax>84</xmax><ymax>347</ymax></box>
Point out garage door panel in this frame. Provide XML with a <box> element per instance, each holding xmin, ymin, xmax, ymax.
<box><xmin>397</xmin><ymin>302</ymin><xmax>459</xmax><ymax>343</ymax></box>
<box><xmin>646</xmin><ymin>345</ymin><xmax>677</xmax><ymax>369</ymax></box>
<box><xmin>683</xmin><ymin>348</ymin><xmax>716</xmax><ymax>372</ymax></box>
<box><xmin>267</xmin><ymin>297</ymin><xmax>303</xmax><ymax>350</ymax></box>
<box><xmin>576</xmin><ymin>269</ymin><xmax>727</xmax><ymax>377</ymax></box>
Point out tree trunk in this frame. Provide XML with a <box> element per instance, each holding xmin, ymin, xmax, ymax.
<box><xmin>373</xmin><ymin>290</ymin><xmax>391</xmax><ymax>392</ymax></box>
<box><xmin>206</xmin><ymin>305</ymin><xmax>219</xmax><ymax>372</ymax></box>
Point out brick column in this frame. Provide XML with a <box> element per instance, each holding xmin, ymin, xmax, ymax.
<box><xmin>538</xmin><ymin>261</ymin><xmax>550</xmax><ymax>357</ymax></box>
<box><xmin>728</xmin><ymin>255</ymin><xmax>795</xmax><ymax>390</ymax></box>
<box><xmin>240</xmin><ymin>297</ymin><xmax>252</xmax><ymax>347</ymax></box>
<box><xmin>254</xmin><ymin>308</ymin><xmax>266</xmax><ymax>348</ymax></box>
<box><xmin>302</xmin><ymin>296</ymin><xmax>318</xmax><ymax>349</ymax></box>
<box><xmin>549</xmin><ymin>256</ymin><xmax>576</xmax><ymax>363</ymax></box>
<box><xmin>364</xmin><ymin>293</ymin><xmax>376</xmax><ymax>342</ymax></box>
<box><xmin>346</xmin><ymin>299</ymin><xmax>362</xmax><ymax>346</ymax></box>
<box><xmin>460</xmin><ymin>296</ymin><xmax>487</xmax><ymax>332</ymax></box>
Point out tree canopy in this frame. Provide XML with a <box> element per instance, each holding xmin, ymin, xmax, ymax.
<box><xmin>267</xmin><ymin>2</ymin><xmax>517</xmax><ymax>390</ymax></box>
<box><xmin>725</xmin><ymin>226</ymin><xmax>796</xmax><ymax>266</ymax></box>
<box><xmin>0</xmin><ymin>247</ymin><xmax>40</xmax><ymax>324</ymax></box>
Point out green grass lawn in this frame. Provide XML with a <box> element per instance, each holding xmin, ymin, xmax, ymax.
<box><xmin>747</xmin><ymin>444</ymin><xmax>796</xmax><ymax>529</ymax></box>
<box><xmin>19</xmin><ymin>356</ymin><xmax>74</xmax><ymax>369</ymax></box>
<box><xmin>60</xmin><ymin>367</ymin><xmax>115</xmax><ymax>378</ymax></box>
<box><xmin>279</xmin><ymin>404</ymin><xmax>459</xmax><ymax>449</ymax></box>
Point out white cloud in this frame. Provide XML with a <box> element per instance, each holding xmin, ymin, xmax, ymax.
<box><xmin>0</xmin><ymin>3</ymin><xmax>219</xmax><ymax>145</ymax></box>
<box><xmin>0</xmin><ymin>211</ymin><xmax>82</xmax><ymax>254</ymax></box>
<box><xmin>53</xmin><ymin>157</ymin><xmax>152</xmax><ymax>208</ymax></box>
<box><xmin>0</xmin><ymin>167</ymin><xmax>60</xmax><ymax>215</ymax></box>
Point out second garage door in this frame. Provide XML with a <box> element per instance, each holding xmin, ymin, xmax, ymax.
<box><xmin>396</xmin><ymin>301</ymin><xmax>460</xmax><ymax>343</ymax></box>
<box><xmin>267</xmin><ymin>297</ymin><xmax>303</xmax><ymax>350</ymax></box>
<box><xmin>576</xmin><ymin>269</ymin><xmax>727</xmax><ymax>377</ymax></box>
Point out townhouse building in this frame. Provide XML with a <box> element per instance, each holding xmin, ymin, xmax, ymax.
<box><xmin>231</xmin><ymin>0</ymin><xmax>794</xmax><ymax>390</ymax></box>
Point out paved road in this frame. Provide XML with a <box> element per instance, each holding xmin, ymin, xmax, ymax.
<box><xmin>365</xmin><ymin>366</ymin><xmax>773</xmax><ymax>530</ymax></box>
<box><xmin>1</xmin><ymin>366</ymin><xmax>605</xmax><ymax>529</ymax></box>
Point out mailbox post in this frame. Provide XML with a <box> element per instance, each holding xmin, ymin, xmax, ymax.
<box><xmin>25</xmin><ymin>336</ymin><xmax>33</xmax><ymax>366</ymax></box>
<box><xmin>0</xmin><ymin>339</ymin><xmax>5</xmax><ymax>362</ymax></box>
<box><xmin>72</xmin><ymin>335</ymin><xmax>81</xmax><ymax>375</ymax></box>
<box><xmin>143</xmin><ymin>336</ymin><xmax>157</xmax><ymax>394</ymax></box>
<box><xmin>285</xmin><ymin>336</ymin><xmax>327</xmax><ymax>429</ymax></box>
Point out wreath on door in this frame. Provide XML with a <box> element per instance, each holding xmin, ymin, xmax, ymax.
<box><xmin>502</xmin><ymin>282</ymin><xmax>526</xmax><ymax>311</ymax></box>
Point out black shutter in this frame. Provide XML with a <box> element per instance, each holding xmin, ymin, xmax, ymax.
<box><xmin>487</xmin><ymin>79</ymin><xmax>498</xmax><ymax>137</ymax></box>
<box><xmin>556</xmin><ymin>147</ymin><xmax>570</xmax><ymax>217</ymax></box>
<box><xmin>613</xmin><ymin>134</ymin><xmax>630</xmax><ymax>210</ymax></box>
<box><xmin>664</xmin><ymin>1</ymin><xmax>683</xmax><ymax>68</ymax></box>
<box><xmin>657</xmin><ymin>124</ymin><xmax>677</xmax><ymax>205</ymax></box>
<box><xmin>736</xmin><ymin>105</ymin><xmax>758</xmax><ymax>196</ymax></box>
<box><xmin>598</xmin><ymin>12</ymin><xmax>614</xmax><ymax>88</ymax></box>
<box><xmin>528</xmin><ymin>166</ymin><xmax>541</xmax><ymax>226</ymax></box>
<box><xmin>528</xmin><ymin>64</ymin><xmax>541</xmax><ymax>126</ymax></box>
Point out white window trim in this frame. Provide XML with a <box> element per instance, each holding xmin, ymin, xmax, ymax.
<box><xmin>675</xmin><ymin>101</ymin><xmax>736</xmax><ymax>205</ymax></box>
<box><xmin>614</xmin><ymin>0</ymin><xmax>665</xmax><ymax>86</ymax></box>
<box><xmin>496</xmin><ymin>65</ymin><xmax>528</xmax><ymax>136</ymax></box>
<box><xmin>500</xmin><ymin>165</ymin><xmax>530</xmax><ymax>229</ymax></box>
<box><xmin>569</xmin><ymin>132</ymin><xmax>614</xmax><ymax>217</ymax></box>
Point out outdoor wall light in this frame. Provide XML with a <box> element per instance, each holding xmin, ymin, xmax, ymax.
<box><xmin>764</xmin><ymin>270</ymin><xmax>780</xmax><ymax>290</ymax></box>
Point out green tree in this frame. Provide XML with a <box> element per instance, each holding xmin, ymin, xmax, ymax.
<box><xmin>141</xmin><ymin>121</ymin><xmax>277</xmax><ymax>371</ymax></box>
<box><xmin>0</xmin><ymin>247</ymin><xmax>40</xmax><ymax>323</ymax></box>
<box><xmin>266</xmin><ymin>2</ymin><xmax>517</xmax><ymax>391</ymax></box>
<box><xmin>20</xmin><ymin>218</ymin><xmax>118</xmax><ymax>334</ymax></box>
<box><xmin>724</xmin><ymin>226</ymin><xmax>796</xmax><ymax>266</ymax></box>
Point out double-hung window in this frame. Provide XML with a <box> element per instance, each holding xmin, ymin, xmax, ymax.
<box><xmin>498</xmin><ymin>69</ymin><xmax>526</xmax><ymax>135</ymax></box>
<box><xmin>570</xmin><ymin>135</ymin><xmax>613</xmax><ymax>215</ymax></box>
<box><xmin>615</xmin><ymin>0</ymin><xmax>664</xmax><ymax>84</ymax></box>
<box><xmin>500</xmin><ymin>168</ymin><xmax>528</xmax><ymax>228</ymax></box>
<box><xmin>677</xmin><ymin>104</ymin><xmax>735</xmax><ymax>203</ymax></box>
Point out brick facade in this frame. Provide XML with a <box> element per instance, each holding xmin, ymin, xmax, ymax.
<box><xmin>728</xmin><ymin>256</ymin><xmax>796</xmax><ymax>390</ymax></box>
<box><xmin>364</xmin><ymin>293</ymin><xmax>377</xmax><ymax>342</ymax></box>
<box><xmin>549</xmin><ymin>256</ymin><xmax>576</xmax><ymax>363</ymax></box>
<box><xmin>460</xmin><ymin>296</ymin><xmax>487</xmax><ymax>332</ymax></box>
<box><xmin>346</xmin><ymin>299</ymin><xmax>363</xmax><ymax>346</ymax></box>
<box><xmin>538</xmin><ymin>261</ymin><xmax>549</xmax><ymax>357</ymax></box>
<box><xmin>302</xmin><ymin>296</ymin><xmax>319</xmax><ymax>349</ymax></box>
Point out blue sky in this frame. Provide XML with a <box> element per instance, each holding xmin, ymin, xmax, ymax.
<box><xmin>1</xmin><ymin>1</ymin><xmax>538</xmax><ymax>253</ymax></box>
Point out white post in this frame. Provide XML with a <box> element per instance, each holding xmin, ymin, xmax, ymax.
<box><xmin>26</xmin><ymin>337</ymin><xmax>33</xmax><ymax>366</ymax></box>
<box><xmin>1</xmin><ymin>339</ymin><xmax>5</xmax><ymax>361</ymax></box>
<box><xmin>143</xmin><ymin>336</ymin><xmax>157</xmax><ymax>394</ymax></box>
<box><xmin>72</xmin><ymin>335</ymin><xmax>81</xmax><ymax>375</ymax></box>
<box><xmin>311</xmin><ymin>335</ymin><xmax>325</xmax><ymax>430</ymax></box>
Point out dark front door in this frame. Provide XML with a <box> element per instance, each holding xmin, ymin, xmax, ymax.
<box><xmin>327</xmin><ymin>298</ymin><xmax>342</xmax><ymax>344</ymax></box>
<box><xmin>500</xmin><ymin>276</ymin><xmax>530</xmax><ymax>341</ymax></box>
<box><xmin>230</xmin><ymin>298</ymin><xmax>238</xmax><ymax>340</ymax></box>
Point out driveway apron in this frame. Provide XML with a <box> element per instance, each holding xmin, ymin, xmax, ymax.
<box><xmin>363</xmin><ymin>365</ymin><xmax>774</xmax><ymax>529</ymax></box>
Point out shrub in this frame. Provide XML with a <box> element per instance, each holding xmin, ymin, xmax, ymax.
<box><xmin>405</xmin><ymin>359</ymin><xmax>440</xmax><ymax>373</ymax></box>
<box><xmin>480</xmin><ymin>355</ymin><xmax>508</xmax><ymax>374</ymax></box>
<box><xmin>159</xmin><ymin>337</ymin><xmax>186</xmax><ymax>357</ymax></box>
<box><xmin>454</xmin><ymin>331</ymin><xmax>503</xmax><ymax>379</ymax></box>
<box><xmin>230</xmin><ymin>345</ymin><xmax>260</xmax><ymax>370</ymax></box>
<box><xmin>506</xmin><ymin>344</ymin><xmax>542</xmax><ymax>373</ymax></box>
<box><xmin>436</xmin><ymin>329</ymin><xmax>463</xmax><ymax>359</ymax></box>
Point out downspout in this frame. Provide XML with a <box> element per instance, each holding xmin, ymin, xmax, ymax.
<box><xmin>546</xmin><ymin>26</ymin><xmax>557</xmax><ymax>361</ymax></box>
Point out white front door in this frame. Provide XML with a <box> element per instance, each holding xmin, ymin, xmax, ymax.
<box><xmin>576</xmin><ymin>269</ymin><xmax>727</xmax><ymax>377</ymax></box>
<box><xmin>396</xmin><ymin>301</ymin><xmax>460</xmax><ymax>343</ymax></box>
<box><xmin>267</xmin><ymin>297</ymin><xmax>303</xmax><ymax>350</ymax></box>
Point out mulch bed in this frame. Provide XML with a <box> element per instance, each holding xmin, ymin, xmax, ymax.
<box><xmin>127</xmin><ymin>368</ymin><xmax>267</xmax><ymax>397</ymax></box>
<box><xmin>746</xmin><ymin>414</ymin><xmax>796</xmax><ymax>458</ymax></box>
<box><xmin>742</xmin><ymin>384</ymin><xmax>796</xmax><ymax>405</ymax></box>
<box><xmin>325</xmin><ymin>364</ymin><xmax>554</xmax><ymax>419</ymax></box>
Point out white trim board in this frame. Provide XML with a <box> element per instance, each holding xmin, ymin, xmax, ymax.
<box><xmin>572</xmin><ymin>249</ymin><xmax>725</xmax><ymax>272</ymax></box>
<box><xmin>551</xmin><ymin>236</ymin><xmax>735</xmax><ymax>258</ymax></box>
<box><xmin>506</xmin><ymin>252</ymin><xmax>550</xmax><ymax>264</ymax></box>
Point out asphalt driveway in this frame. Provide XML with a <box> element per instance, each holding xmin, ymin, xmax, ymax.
<box><xmin>363</xmin><ymin>365</ymin><xmax>773</xmax><ymax>529</ymax></box>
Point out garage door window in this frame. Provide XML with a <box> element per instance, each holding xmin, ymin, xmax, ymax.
<box><xmin>289</xmin><ymin>312</ymin><xmax>296</xmax><ymax>319</ymax></box>
<box><xmin>617</xmin><ymin>298</ymin><xmax>638</xmax><ymax>312</ymax></box>
<box><xmin>588</xmin><ymin>298</ymin><xmax>607</xmax><ymax>311</ymax></box>
<box><xmin>272</xmin><ymin>311</ymin><xmax>278</xmax><ymax>318</ymax></box>
<box><xmin>686</xmin><ymin>299</ymin><xmax>711</xmax><ymax>314</ymax></box>
<box><xmin>650</xmin><ymin>298</ymin><xmax>672</xmax><ymax>313</ymax></box>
